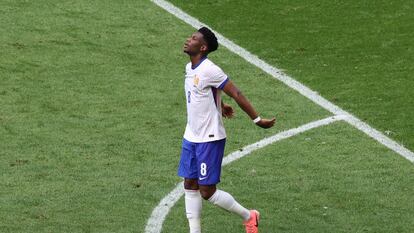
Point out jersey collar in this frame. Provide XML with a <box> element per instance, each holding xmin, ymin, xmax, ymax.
<box><xmin>191</xmin><ymin>56</ymin><xmax>208</xmax><ymax>70</ymax></box>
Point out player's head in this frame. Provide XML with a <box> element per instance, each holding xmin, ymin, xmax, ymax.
<box><xmin>183</xmin><ymin>27</ymin><xmax>218</xmax><ymax>56</ymax></box>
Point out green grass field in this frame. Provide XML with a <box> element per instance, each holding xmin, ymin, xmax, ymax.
<box><xmin>1</xmin><ymin>0</ymin><xmax>413</xmax><ymax>232</ymax></box>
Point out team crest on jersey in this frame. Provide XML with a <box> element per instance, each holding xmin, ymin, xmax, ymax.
<box><xmin>193</xmin><ymin>75</ymin><xmax>200</xmax><ymax>87</ymax></box>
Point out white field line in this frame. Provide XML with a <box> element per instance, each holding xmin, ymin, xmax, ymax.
<box><xmin>151</xmin><ymin>0</ymin><xmax>414</xmax><ymax>163</ymax></box>
<box><xmin>222</xmin><ymin>115</ymin><xmax>347</xmax><ymax>165</ymax></box>
<box><xmin>144</xmin><ymin>116</ymin><xmax>345</xmax><ymax>233</ymax></box>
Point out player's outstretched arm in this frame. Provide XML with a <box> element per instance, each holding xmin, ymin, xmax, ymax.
<box><xmin>222</xmin><ymin>80</ymin><xmax>275</xmax><ymax>129</ymax></box>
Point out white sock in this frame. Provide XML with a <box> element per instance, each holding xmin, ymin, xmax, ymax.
<box><xmin>185</xmin><ymin>189</ymin><xmax>202</xmax><ymax>233</ymax></box>
<box><xmin>208</xmin><ymin>189</ymin><xmax>251</xmax><ymax>221</ymax></box>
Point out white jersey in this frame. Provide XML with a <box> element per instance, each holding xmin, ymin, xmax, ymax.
<box><xmin>183</xmin><ymin>58</ymin><xmax>229</xmax><ymax>143</ymax></box>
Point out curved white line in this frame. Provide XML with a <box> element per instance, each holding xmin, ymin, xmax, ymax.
<box><xmin>145</xmin><ymin>116</ymin><xmax>344</xmax><ymax>233</ymax></box>
<box><xmin>145</xmin><ymin>182</ymin><xmax>184</xmax><ymax>233</ymax></box>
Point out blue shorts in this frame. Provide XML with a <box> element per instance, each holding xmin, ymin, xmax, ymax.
<box><xmin>178</xmin><ymin>138</ymin><xmax>226</xmax><ymax>185</ymax></box>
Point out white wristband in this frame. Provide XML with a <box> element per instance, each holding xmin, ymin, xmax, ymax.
<box><xmin>253</xmin><ymin>116</ymin><xmax>261</xmax><ymax>124</ymax></box>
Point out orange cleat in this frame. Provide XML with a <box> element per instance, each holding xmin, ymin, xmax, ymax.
<box><xmin>243</xmin><ymin>210</ymin><xmax>260</xmax><ymax>233</ymax></box>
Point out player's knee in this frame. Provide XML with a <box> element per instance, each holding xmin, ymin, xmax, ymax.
<box><xmin>199</xmin><ymin>190</ymin><xmax>212</xmax><ymax>200</ymax></box>
<box><xmin>199</xmin><ymin>186</ymin><xmax>216</xmax><ymax>200</ymax></box>
<box><xmin>184</xmin><ymin>179</ymin><xmax>199</xmax><ymax>190</ymax></box>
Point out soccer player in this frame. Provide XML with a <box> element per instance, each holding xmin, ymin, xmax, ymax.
<box><xmin>178</xmin><ymin>27</ymin><xmax>276</xmax><ymax>233</ymax></box>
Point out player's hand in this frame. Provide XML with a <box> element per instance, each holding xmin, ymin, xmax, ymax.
<box><xmin>256</xmin><ymin>117</ymin><xmax>276</xmax><ymax>129</ymax></box>
<box><xmin>222</xmin><ymin>103</ymin><xmax>235</xmax><ymax>118</ymax></box>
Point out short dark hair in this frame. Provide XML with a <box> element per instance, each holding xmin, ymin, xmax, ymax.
<box><xmin>198</xmin><ymin>27</ymin><xmax>218</xmax><ymax>53</ymax></box>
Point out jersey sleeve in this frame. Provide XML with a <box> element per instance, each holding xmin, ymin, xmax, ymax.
<box><xmin>204</xmin><ymin>65</ymin><xmax>229</xmax><ymax>90</ymax></box>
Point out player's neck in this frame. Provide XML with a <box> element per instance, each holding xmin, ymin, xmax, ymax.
<box><xmin>190</xmin><ymin>54</ymin><xmax>207</xmax><ymax>69</ymax></box>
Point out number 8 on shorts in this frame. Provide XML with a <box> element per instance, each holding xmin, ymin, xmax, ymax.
<box><xmin>200</xmin><ymin>163</ymin><xmax>207</xmax><ymax>176</ymax></box>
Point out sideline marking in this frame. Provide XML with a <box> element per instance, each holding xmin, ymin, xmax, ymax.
<box><xmin>145</xmin><ymin>116</ymin><xmax>345</xmax><ymax>233</ymax></box>
<box><xmin>151</xmin><ymin>0</ymin><xmax>414</xmax><ymax>163</ymax></box>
